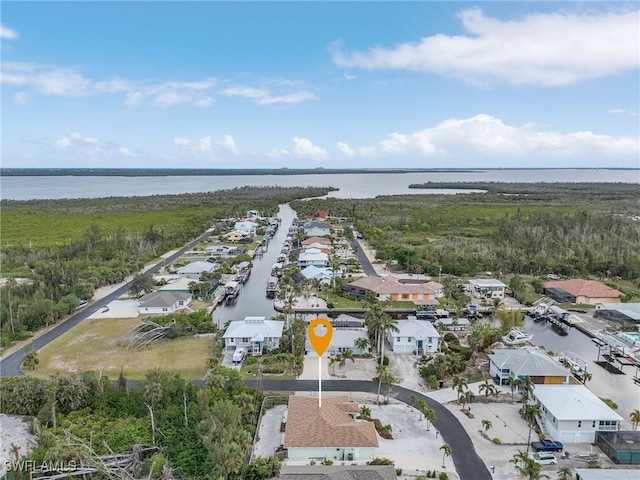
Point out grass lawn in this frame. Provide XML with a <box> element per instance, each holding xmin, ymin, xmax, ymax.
<box><xmin>31</xmin><ymin>317</ymin><xmax>212</xmax><ymax>380</ymax></box>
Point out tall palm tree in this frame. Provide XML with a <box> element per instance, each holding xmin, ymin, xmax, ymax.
<box><xmin>377</xmin><ymin>313</ymin><xmax>399</xmax><ymax>366</ymax></box>
<box><xmin>479</xmin><ymin>378</ymin><xmax>499</xmax><ymax>399</ymax></box>
<box><xmin>507</xmin><ymin>376</ymin><xmax>520</xmax><ymax>401</ymax></box>
<box><xmin>481</xmin><ymin>419</ymin><xmax>492</xmax><ymax>434</ymax></box>
<box><xmin>581</xmin><ymin>370</ymin><xmax>592</xmax><ymax>385</ymax></box>
<box><xmin>424</xmin><ymin>406</ymin><xmax>437</xmax><ymax>432</ymax></box>
<box><xmin>375</xmin><ymin>364</ymin><xmax>396</xmax><ymax>404</ymax></box>
<box><xmin>557</xmin><ymin>466</ymin><xmax>573</xmax><ymax>480</ymax></box>
<box><xmin>630</xmin><ymin>409</ymin><xmax>640</xmax><ymax>431</ymax></box>
<box><xmin>354</xmin><ymin>336</ymin><xmax>369</xmax><ymax>355</ymax></box>
<box><xmin>451</xmin><ymin>375</ymin><xmax>468</xmax><ymax>400</ymax></box>
<box><xmin>338</xmin><ymin>348</ymin><xmax>355</xmax><ymax>372</ymax></box>
<box><xmin>439</xmin><ymin>443</ymin><xmax>452</xmax><ymax>468</ymax></box>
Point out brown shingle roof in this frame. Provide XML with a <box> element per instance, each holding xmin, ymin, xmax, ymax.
<box><xmin>284</xmin><ymin>395</ymin><xmax>378</xmax><ymax>448</ymax></box>
<box><xmin>348</xmin><ymin>276</ymin><xmax>441</xmax><ymax>296</ymax></box>
<box><xmin>302</xmin><ymin>236</ymin><xmax>331</xmax><ymax>246</ymax></box>
<box><xmin>544</xmin><ymin>279</ymin><xmax>622</xmax><ymax>299</ymax></box>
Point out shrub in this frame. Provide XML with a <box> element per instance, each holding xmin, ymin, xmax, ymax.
<box><xmin>246</xmin><ymin>356</ymin><xmax>258</xmax><ymax>365</ymax></box>
<box><xmin>382</xmin><ymin>355</ymin><xmax>389</xmax><ymax>366</ymax></box>
<box><xmin>368</xmin><ymin>457</ymin><xmax>394</xmax><ymax>465</ymax></box>
<box><xmin>492</xmin><ymin>437</ymin><xmax>502</xmax><ymax>444</ymax></box>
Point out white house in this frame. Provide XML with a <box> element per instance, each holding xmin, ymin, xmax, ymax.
<box><xmin>234</xmin><ymin>220</ymin><xmax>258</xmax><ymax>235</ymax></box>
<box><xmin>176</xmin><ymin>261</ymin><xmax>217</xmax><ymax>279</ymax></box>
<box><xmin>488</xmin><ymin>347</ymin><xmax>572</xmax><ymax>386</ymax></box>
<box><xmin>298</xmin><ymin>248</ymin><xmax>329</xmax><ymax>268</ymax></box>
<box><xmin>299</xmin><ymin>265</ymin><xmax>333</xmax><ymax>284</ymax></box>
<box><xmin>284</xmin><ymin>395</ymin><xmax>378</xmax><ymax>462</ymax></box>
<box><xmin>467</xmin><ymin>279</ymin><xmax>507</xmax><ymax>299</ymax></box>
<box><xmin>531</xmin><ymin>384</ymin><xmax>623</xmax><ymax>444</ymax></box>
<box><xmin>223</xmin><ymin>316</ymin><xmax>284</xmax><ymax>356</ymax></box>
<box><xmin>138</xmin><ymin>291</ymin><xmax>192</xmax><ymax>315</ymax></box>
<box><xmin>387</xmin><ymin>316</ymin><xmax>440</xmax><ymax>354</ymax></box>
<box><xmin>302</xmin><ymin>220</ymin><xmax>331</xmax><ymax>237</ymax></box>
<box><xmin>327</xmin><ymin>328</ymin><xmax>370</xmax><ymax>356</ymax></box>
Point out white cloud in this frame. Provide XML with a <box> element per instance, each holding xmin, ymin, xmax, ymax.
<box><xmin>174</xmin><ymin>133</ymin><xmax>241</xmax><ymax>158</ymax></box>
<box><xmin>199</xmin><ymin>136</ymin><xmax>212</xmax><ymax>152</ymax></box>
<box><xmin>173</xmin><ymin>137</ymin><xmax>190</xmax><ymax>146</ymax></box>
<box><xmin>333</xmin><ymin>114</ymin><xmax>639</xmax><ymax>166</ymax></box>
<box><xmin>266</xmin><ymin>148</ymin><xmax>290</xmax><ymax>158</ymax></box>
<box><xmin>609</xmin><ymin>108</ymin><xmax>626</xmax><ymax>114</ymax></box>
<box><xmin>332</xmin><ymin>8</ymin><xmax>640</xmax><ymax>86</ymax></box>
<box><xmin>292</xmin><ymin>137</ymin><xmax>327</xmax><ymax>159</ymax></box>
<box><xmin>217</xmin><ymin>135</ymin><xmax>239</xmax><ymax>156</ymax></box>
<box><xmin>1</xmin><ymin>25</ymin><xmax>18</xmax><ymax>40</ymax></box>
<box><xmin>54</xmin><ymin>131</ymin><xmax>136</xmax><ymax>159</ymax></box>
<box><xmin>223</xmin><ymin>84</ymin><xmax>316</xmax><ymax>105</ymax></box>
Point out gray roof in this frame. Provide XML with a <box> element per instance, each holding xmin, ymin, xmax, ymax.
<box><xmin>223</xmin><ymin>317</ymin><xmax>284</xmax><ymax>339</ymax></box>
<box><xmin>534</xmin><ymin>384</ymin><xmax>623</xmax><ymax>422</ymax></box>
<box><xmin>391</xmin><ymin>317</ymin><xmax>440</xmax><ymax>339</ymax></box>
<box><xmin>280</xmin><ymin>465</ymin><xmax>397</xmax><ymax>480</ymax></box>
<box><xmin>139</xmin><ymin>291</ymin><xmax>191</xmax><ymax>308</ymax></box>
<box><xmin>572</xmin><ymin>470</ymin><xmax>640</xmax><ymax>480</ymax></box>
<box><xmin>177</xmin><ymin>261</ymin><xmax>216</xmax><ymax>274</ymax></box>
<box><xmin>468</xmin><ymin>278</ymin><xmax>507</xmax><ymax>288</ymax></box>
<box><xmin>488</xmin><ymin>347</ymin><xmax>570</xmax><ymax>377</ymax></box>
<box><xmin>329</xmin><ymin>328</ymin><xmax>368</xmax><ymax>348</ymax></box>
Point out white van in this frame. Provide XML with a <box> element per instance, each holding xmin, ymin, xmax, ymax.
<box><xmin>232</xmin><ymin>347</ymin><xmax>246</xmax><ymax>364</ymax></box>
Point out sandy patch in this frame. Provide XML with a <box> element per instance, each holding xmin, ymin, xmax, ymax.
<box><xmin>0</xmin><ymin>414</ymin><xmax>34</xmax><ymax>478</ymax></box>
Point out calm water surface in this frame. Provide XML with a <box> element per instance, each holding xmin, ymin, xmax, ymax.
<box><xmin>2</xmin><ymin>169</ymin><xmax>638</xmax><ymax>200</ymax></box>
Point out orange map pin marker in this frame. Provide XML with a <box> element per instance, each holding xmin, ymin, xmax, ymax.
<box><xmin>308</xmin><ymin>317</ymin><xmax>333</xmax><ymax>357</ymax></box>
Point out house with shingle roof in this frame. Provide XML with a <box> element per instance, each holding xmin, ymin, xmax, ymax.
<box><xmin>302</xmin><ymin>220</ymin><xmax>331</xmax><ymax>237</ymax></box>
<box><xmin>488</xmin><ymin>346</ymin><xmax>573</xmax><ymax>386</ymax></box>
<box><xmin>138</xmin><ymin>291</ymin><xmax>191</xmax><ymax>315</ymax></box>
<box><xmin>532</xmin><ymin>384</ymin><xmax>623</xmax><ymax>443</ymax></box>
<box><xmin>279</xmin><ymin>465</ymin><xmax>397</xmax><ymax>480</ymax></box>
<box><xmin>543</xmin><ymin>279</ymin><xmax>623</xmax><ymax>305</ymax></box>
<box><xmin>302</xmin><ymin>236</ymin><xmax>331</xmax><ymax>247</ymax></box>
<box><xmin>176</xmin><ymin>261</ymin><xmax>217</xmax><ymax>280</ymax></box>
<box><xmin>343</xmin><ymin>276</ymin><xmax>443</xmax><ymax>302</ymax></box>
<box><xmin>284</xmin><ymin>395</ymin><xmax>378</xmax><ymax>461</ymax></box>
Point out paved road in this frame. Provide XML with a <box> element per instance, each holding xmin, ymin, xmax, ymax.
<box><xmin>247</xmin><ymin>379</ymin><xmax>491</xmax><ymax>480</ymax></box>
<box><xmin>350</xmin><ymin>239</ymin><xmax>380</xmax><ymax>277</ymax></box>
<box><xmin>0</xmin><ymin>231</ymin><xmax>211</xmax><ymax>377</ymax></box>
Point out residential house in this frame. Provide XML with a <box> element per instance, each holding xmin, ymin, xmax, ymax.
<box><xmin>435</xmin><ymin>317</ymin><xmax>471</xmax><ymax>331</ymax></box>
<box><xmin>302</xmin><ymin>220</ymin><xmax>331</xmax><ymax>237</ymax></box>
<box><xmin>574</xmin><ymin>468</ymin><xmax>640</xmax><ymax>480</ymax></box>
<box><xmin>283</xmin><ymin>395</ymin><xmax>378</xmax><ymax>461</ymax></box>
<box><xmin>467</xmin><ymin>279</ymin><xmax>507</xmax><ymax>300</ymax></box>
<box><xmin>343</xmin><ymin>276</ymin><xmax>443</xmax><ymax>302</ymax></box>
<box><xmin>138</xmin><ymin>291</ymin><xmax>191</xmax><ymax>315</ymax></box>
<box><xmin>327</xmin><ymin>328</ymin><xmax>370</xmax><ymax>356</ymax></box>
<box><xmin>300</xmin><ymin>242</ymin><xmax>331</xmax><ymax>255</ymax></box>
<box><xmin>222</xmin><ymin>316</ymin><xmax>284</xmax><ymax>355</ymax></box>
<box><xmin>543</xmin><ymin>279</ymin><xmax>623</xmax><ymax>305</ymax></box>
<box><xmin>224</xmin><ymin>229</ymin><xmax>252</xmax><ymax>243</ymax></box>
<box><xmin>176</xmin><ymin>261</ymin><xmax>217</xmax><ymax>280</ymax></box>
<box><xmin>387</xmin><ymin>316</ymin><xmax>440</xmax><ymax>354</ymax></box>
<box><xmin>299</xmin><ymin>265</ymin><xmax>333</xmax><ymax>284</ymax></box>
<box><xmin>302</xmin><ymin>236</ymin><xmax>331</xmax><ymax>247</ymax></box>
<box><xmin>279</xmin><ymin>466</ymin><xmax>397</xmax><ymax>480</ymax></box>
<box><xmin>488</xmin><ymin>347</ymin><xmax>573</xmax><ymax>386</ymax></box>
<box><xmin>160</xmin><ymin>277</ymin><xmax>219</xmax><ymax>297</ymax></box>
<box><xmin>531</xmin><ymin>384</ymin><xmax>623</xmax><ymax>443</ymax></box>
<box><xmin>205</xmin><ymin>245</ymin><xmax>232</xmax><ymax>256</ymax></box>
<box><xmin>298</xmin><ymin>248</ymin><xmax>329</xmax><ymax>268</ymax></box>
<box><xmin>234</xmin><ymin>220</ymin><xmax>258</xmax><ymax>235</ymax></box>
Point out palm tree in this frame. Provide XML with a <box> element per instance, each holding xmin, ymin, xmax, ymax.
<box><xmin>377</xmin><ymin>312</ymin><xmax>398</xmax><ymax>366</ymax></box>
<box><xmin>459</xmin><ymin>390</ymin><xmax>475</xmax><ymax>410</ymax></box>
<box><xmin>354</xmin><ymin>336</ymin><xmax>369</xmax><ymax>355</ymax></box>
<box><xmin>451</xmin><ymin>375</ymin><xmax>468</xmax><ymax>400</ymax></box>
<box><xmin>523</xmin><ymin>403</ymin><xmax>541</xmax><ymax>454</ymax></box>
<box><xmin>481</xmin><ymin>419</ymin><xmax>492</xmax><ymax>434</ymax></box>
<box><xmin>375</xmin><ymin>364</ymin><xmax>396</xmax><ymax>404</ymax></box>
<box><xmin>520</xmin><ymin>375</ymin><xmax>534</xmax><ymax>395</ymax></box>
<box><xmin>359</xmin><ymin>405</ymin><xmax>371</xmax><ymax>420</ymax></box>
<box><xmin>338</xmin><ymin>348</ymin><xmax>355</xmax><ymax>372</ymax></box>
<box><xmin>581</xmin><ymin>370</ymin><xmax>592</xmax><ymax>385</ymax></box>
<box><xmin>630</xmin><ymin>409</ymin><xmax>640</xmax><ymax>431</ymax></box>
<box><xmin>557</xmin><ymin>466</ymin><xmax>573</xmax><ymax>480</ymax></box>
<box><xmin>439</xmin><ymin>443</ymin><xmax>452</xmax><ymax>469</ymax></box>
<box><xmin>507</xmin><ymin>376</ymin><xmax>520</xmax><ymax>401</ymax></box>
<box><xmin>424</xmin><ymin>406</ymin><xmax>437</xmax><ymax>432</ymax></box>
<box><xmin>329</xmin><ymin>356</ymin><xmax>338</xmax><ymax>375</ymax></box>
<box><xmin>479</xmin><ymin>378</ymin><xmax>499</xmax><ymax>399</ymax></box>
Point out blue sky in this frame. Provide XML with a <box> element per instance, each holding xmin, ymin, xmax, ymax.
<box><xmin>2</xmin><ymin>1</ymin><xmax>639</xmax><ymax>169</ymax></box>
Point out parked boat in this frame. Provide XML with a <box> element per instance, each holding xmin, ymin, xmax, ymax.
<box><xmin>502</xmin><ymin>327</ymin><xmax>533</xmax><ymax>345</ymax></box>
<box><xmin>266</xmin><ymin>276</ymin><xmax>278</xmax><ymax>299</ymax></box>
<box><xmin>225</xmin><ymin>281</ymin><xmax>241</xmax><ymax>302</ymax></box>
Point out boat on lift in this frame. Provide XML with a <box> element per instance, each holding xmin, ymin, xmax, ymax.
<box><xmin>502</xmin><ymin>327</ymin><xmax>533</xmax><ymax>345</ymax></box>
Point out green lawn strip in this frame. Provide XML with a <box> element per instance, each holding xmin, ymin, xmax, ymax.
<box><xmin>31</xmin><ymin>317</ymin><xmax>210</xmax><ymax>380</ymax></box>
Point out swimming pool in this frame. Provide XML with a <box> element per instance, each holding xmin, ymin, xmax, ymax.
<box><xmin>619</xmin><ymin>331</ymin><xmax>640</xmax><ymax>345</ymax></box>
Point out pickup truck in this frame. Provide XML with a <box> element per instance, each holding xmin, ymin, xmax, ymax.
<box><xmin>531</xmin><ymin>439</ymin><xmax>564</xmax><ymax>452</ymax></box>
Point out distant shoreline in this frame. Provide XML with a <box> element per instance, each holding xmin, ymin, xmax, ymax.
<box><xmin>1</xmin><ymin>167</ymin><xmax>637</xmax><ymax>177</ymax></box>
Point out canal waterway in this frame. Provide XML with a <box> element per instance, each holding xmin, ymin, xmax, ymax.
<box><xmin>212</xmin><ymin>203</ymin><xmax>296</xmax><ymax>328</ymax></box>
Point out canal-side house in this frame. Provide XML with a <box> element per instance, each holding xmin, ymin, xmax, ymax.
<box><xmin>223</xmin><ymin>229</ymin><xmax>252</xmax><ymax>243</ymax></box>
<box><xmin>138</xmin><ymin>291</ymin><xmax>192</xmax><ymax>315</ymax></box>
<box><xmin>158</xmin><ymin>277</ymin><xmax>219</xmax><ymax>297</ymax></box>
<box><xmin>488</xmin><ymin>347</ymin><xmax>573</xmax><ymax>386</ymax></box>
<box><xmin>343</xmin><ymin>276</ymin><xmax>443</xmax><ymax>302</ymax></box>
<box><xmin>531</xmin><ymin>384</ymin><xmax>623</xmax><ymax>444</ymax></box>
<box><xmin>387</xmin><ymin>316</ymin><xmax>440</xmax><ymax>355</ymax></box>
<box><xmin>223</xmin><ymin>316</ymin><xmax>284</xmax><ymax>356</ymax></box>
<box><xmin>176</xmin><ymin>261</ymin><xmax>217</xmax><ymax>280</ymax></box>
<box><xmin>302</xmin><ymin>236</ymin><xmax>331</xmax><ymax>248</ymax></box>
<box><xmin>543</xmin><ymin>279</ymin><xmax>623</xmax><ymax>305</ymax></box>
<box><xmin>302</xmin><ymin>220</ymin><xmax>331</xmax><ymax>237</ymax></box>
<box><xmin>328</xmin><ymin>328</ymin><xmax>370</xmax><ymax>356</ymax></box>
<box><xmin>283</xmin><ymin>395</ymin><xmax>378</xmax><ymax>462</ymax></box>
<box><xmin>467</xmin><ymin>279</ymin><xmax>507</xmax><ymax>300</ymax></box>
<box><xmin>299</xmin><ymin>265</ymin><xmax>333</xmax><ymax>284</ymax></box>
<box><xmin>298</xmin><ymin>248</ymin><xmax>329</xmax><ymax>268</ymax></box>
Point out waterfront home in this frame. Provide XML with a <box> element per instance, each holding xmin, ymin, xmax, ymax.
<box><xmin>467</xmin><ymin>278</ymin><xmax>507</xmax><ymax>300</ymax></box>
<box><xmin>138</xmin><ymin>291</ymin><xmax>192</xmax><ymax>315</ymax></box>
<box><xmin>298</xmin><ymin>248</ymin><xmax>329</xmax><ymax>268</ymax></box>
<box><xmin>223</xmin><ymin>229</ymin><xmax>252</xmax><ymax>243</ymax></box>
<box><xmin>279</xmin><ymin>465</ymin><xmax>397</xmax><ymax>480</ymax></box>
<box><xmin>302</xmin><ymin>236</ymin><xmax>331</xmax><ymax>247</ymax></box>
<box><xmin>531</xmin><ymin>384</ymin><xmax>623</xmax><ymax>444</ymax></box>
<box><xmin>543</xmin><ymin>279</ymin><xmax>623</xmax><ymax>305</ymax></box>
<box><xmin>435</xmin><ymin>317</ymin><xmax>471</xmax><ymax>331</ymax></box>
<box><xmin>302</xmin><ymin>220</ymin><xmax>331</xmax><ymax>237</ymax></box>
<box><xmin>222</xmin><ymin>316</ymin><xmax>284</xmax><ymax>355</ymax></box>
<box><xmin>488</xmin><ymin>347</ymin><xmax>573</xmax><ymax>386</ymax></box>
<box><xmin>327</xmin><ymin>328</ymin><xmax>370</xmax><ymax>356</ymax></box>
<box><xmin>595</xmin><ymin>303</ymin><xmax>640</xmax><ymax>325</ymax></box>
<box><xmin>158</xmin><ymin>277</ymin><xmax>219</xmax><ymax>297</ymax></box>
<box><xmin>283</xmin><ymin>395</ymin><xmax>378</xmax><ymax>462</ymax></box>
<box><xmin>387</xmin><ymin>316</ymin><xmax>440</xmax><ymax>354</ymax></box>
<box><xmin>234</xmin><ymin>219</ymin><xmax>258</xmax><ymax>235</ymax></box>
<box><xmin>176</xmin><ymin>261</ymin><xmax>217</xmax><ymax>280</ymax></box>
<box><xmin>343</xmin><ymin>276</ymin><xmax>443</xmax><ymax>302</ymax></box>
<box><xmin>298</xmin><ymin>265</ymin><xmax>333</xmax><ymax>284</ymax></box>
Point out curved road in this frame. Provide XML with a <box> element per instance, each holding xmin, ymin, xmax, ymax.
<box><xmin>0</xmin><ymin>231</ymin><xmax>211</xmax><ymax>377</ymax></box>
<box><xmin>350</xmin><ymin>238</ymin><xmax>379</xmax><ymax>277</ymax></box>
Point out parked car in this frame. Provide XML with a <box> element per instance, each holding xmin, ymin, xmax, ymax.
<box><xmin>530</xmin><ymin>453</ymin><xmax>557</xmax><ymax>465</ymax></box>
<box><xmin>531</xmin><ymin>439</ymin><xmax>564</xmax><ymax>452</ymax></box>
